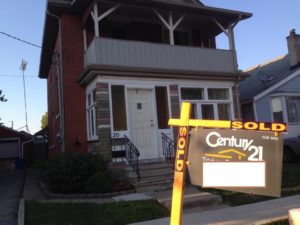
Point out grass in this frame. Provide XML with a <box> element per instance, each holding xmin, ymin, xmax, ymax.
<box><xmin>201</xmin><ymin>163</ymin><xmax>300</xmax><ymax>206</ymax></box>
<box><xmin>281</xmin><ymin>163</ymin><xmax>300</xmax><ymax>188</ymax></box>
<box><xmin>263</xmin><ymin>219</ymin><xmax>289</xmax><ymax>225</ymax></box>
<box><xmin>25</xmin><ymin>200</ymin><xmax>169</xmax><ymax>225</ymax></box>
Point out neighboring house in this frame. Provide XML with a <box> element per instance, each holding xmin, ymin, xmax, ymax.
<box><xmin>0</xmin><ymin>125</ymin><xmax>33</xmax><ymax>170</ymax></box>
<box><xmin>240</xmin><ymin>29</ymin><xmax>300</xmax><ymax>138</ymax></box>
<box><xmin>39</xmin><ymin>0</ymin><xmax>251</xmax><ymax>162</ymax></box>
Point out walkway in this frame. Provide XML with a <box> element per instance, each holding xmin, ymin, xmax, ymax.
<box><xmin>0</xmin><ymin>170</ymin><xmax>25</xmax><ymax>225</ymax></box>
<box><xmin>130</xmin><ymin>194</ymin><xmax>300</xmax><ymax>225</ymax></box>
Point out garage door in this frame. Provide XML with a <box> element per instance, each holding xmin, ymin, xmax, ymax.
<box><xmin>0</xmin><ymin>140</ymin><xmax>20</xmax><ymax>159</ymax></box>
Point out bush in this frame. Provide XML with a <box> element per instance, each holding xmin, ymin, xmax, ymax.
<box><xmin>85</xmin><ymin>171</ymin><xmax>113</xmax><ymax>194</ymax></box>
<box><xmin>35</xmin><ymin>152</ymin><xmax>110</xmax><ymax>194</ymax></box>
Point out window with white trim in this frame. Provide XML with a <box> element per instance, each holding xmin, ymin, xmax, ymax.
<box><xmin>180</xmin><ymin>87</ymin><xmax>232</xmax><ymax>120</ymax></box>
<box><xmin>271</xmin><ymin>97</ymin><xmax>284</xmax><ymax>123</ymax></box>
<box><xmin>87</xmin><ymin>89</ymin><xmax>97</xmax><ymax>140</ymax></box>
<box><xmin>271</xmin><ymin>96</ymin><xmax>300</xmax><ymax>123</ymax></box>
<box><xmin>286</xmin><ymin>97</ymin><xmax>300</xmax><ymax>123</ymax></box>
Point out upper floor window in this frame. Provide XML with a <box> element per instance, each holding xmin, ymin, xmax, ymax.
<box><xmin>87</xmin><ymin>89</ymin><xmax>97</xmax><ymax>140</ymax></box>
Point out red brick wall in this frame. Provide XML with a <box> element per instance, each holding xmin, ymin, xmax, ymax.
<box><xmin>61</xmin><ymin>14</ymin><xmax>87</xmax><ymax>154</ymax></box>
<box><xmin>88</xmin><ymin>82</ymin><xmax>112</xmax><ymax>160</ymax></box>
<box><xmin>47</xmin><ymin>35</ymin><xmax>62</xmax><ymax>157</ymax></box>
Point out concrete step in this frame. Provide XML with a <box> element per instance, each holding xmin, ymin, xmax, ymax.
<box><xmin>148</xmin><ymin>186</ymin><xmax>223</xmax><ymax>210</ymax></box>
<box><xmin>135</xmin><ymin>180</ymin><xmax>173</xmax><ymax>192</ymax></box>
<box><xmin>125</xmin><ymin>161</ymin><xmax>175</xmax><ymax>192</ymax></box>
<box><xmin>138</xmin><ymin>162</ymin><xmax>173</xmax><ymax>170</ymax></box>
<box><xmin>125</xmin><ymin>161</ymin><xmax>173</xmax><ymax>179</ymax></box>
<box><xmin>126</xmin><ymin>168</ymin><xmax>173</xmax><ymax>179</ymax></box>
<box><xmin>134</xmin><ymin>176</ymin><xmax>173</xmax><ymax>186</ymax></box>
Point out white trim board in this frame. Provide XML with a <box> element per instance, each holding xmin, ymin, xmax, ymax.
<box><xmin>253</xmin><ymin>69</ymin><xmax>300</xmax><ymax>102</ymax></box>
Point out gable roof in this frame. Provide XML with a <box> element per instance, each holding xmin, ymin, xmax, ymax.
<box><xmin>0</xmin><ymin>125</ymin><xmax>33</xmax><ymax>139</ymax></box>
<box><xmin>240</xmin><ymin>55</ymin><xmax>300</xmax><ymax>103</ymax></box>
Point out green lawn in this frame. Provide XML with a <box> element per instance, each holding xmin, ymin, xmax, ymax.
<box><xmin>25</xmin><ymin>200</ymin><xmax>169</xmax><ymax>225</ymax></box>
<box><xmin>201</xmin><ymin>163</ymin><xmax>300</xmax><ymax>206</ymax></box>
<box><xmin>263</xmin><ymin>219</ymin><xmax>289</xmax><ymax>225</ymax></box>
<box><xmin>281</xmin><ymin>163</ymin><xmax>300</xmax><ymax>188</ymax></box>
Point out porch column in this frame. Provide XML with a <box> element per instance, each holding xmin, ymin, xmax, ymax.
<box><xmin>212</xmin><ymin>17</ymin><xmax>241</xmax><ymax>71</ymax></box>
<box><xmin>91</xmin><ymin>3</ymin><xmax>100</xmax><ymax>37</ymax></box>
<box><xmin>228</xmin><ymin>23</ymin><xmax>238</xmax><ymax>71</ymax></box>
<box><xmin>169</xmin><ymin>85</ymin><xmax>180</xmax><ymax>142</ymax></box>
<box><xmin>83</xmin><ymin>29</ymin><xmax>87</xmax><ymax>51</ymax></box>
<box><xmin>153</xmin><ymin>10</ymin><xmax>185</xmax><ymax>45</ymax></box>
<box><xmin>91</xmin><ymin>2</ymin><xmax>122</xmax><ymax>38</ymax></box>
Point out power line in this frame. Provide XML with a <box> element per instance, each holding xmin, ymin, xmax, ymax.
<box><xmin>0</xmin><ymin>31</ymin><xmax>41</xmax><ymax>49</ymax></box>
<box><xmin>0</xmin><ymin>74</ymin><xmax>37</xmax><ymax>78</ymax></box>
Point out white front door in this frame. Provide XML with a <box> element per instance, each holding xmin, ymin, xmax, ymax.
<box><xmin>127</xmin><ymin>88</ymin><xmax>157</xmax><ymax>159</ymax></box>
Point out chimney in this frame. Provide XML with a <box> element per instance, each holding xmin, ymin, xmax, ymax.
<box><xmin>287</xmin><ymin>29</ymin><xmax>300</xmax><ymax>68</ymax></box>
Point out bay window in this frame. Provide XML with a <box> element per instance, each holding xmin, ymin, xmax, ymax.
<box><xmin>87</xmin><ymin>89</ymin><xmax>97</xmax><ymax>140</ymax></box>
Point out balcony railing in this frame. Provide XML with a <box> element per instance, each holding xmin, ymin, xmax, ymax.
<box><xmin>84</xmin><ymin>37</ymin><xmax>235</xmax><ymax>73</ymax></box>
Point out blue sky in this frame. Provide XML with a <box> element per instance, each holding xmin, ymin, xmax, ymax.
<box><xmin>0</xmin><ymin>0</ymin><xmax>299</xmax><ymax>134</ymax></box>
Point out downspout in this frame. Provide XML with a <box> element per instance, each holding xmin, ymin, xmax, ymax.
<box><xmin>47</xmin><ymin>11</ymin><xmax>65</xmax><ymax>153</ymax></box>
<box><xmin>234</xmin><ymin>76</ymin><xmax>242</xmax><ymax>120</ymax></box>
<box><xmin>231</xmin><ymin>15</ymin><xmax>242</xmax><ymax>120</ymax></box>
<box><xmin>45</xmin><ymin>0</ymin><xmax>77</xmax><ymax>153</ymax></box>
<box><xmin>22</xmin><ymin>138</ymin><xmax>34</xmax><ymax>159</ymax></box>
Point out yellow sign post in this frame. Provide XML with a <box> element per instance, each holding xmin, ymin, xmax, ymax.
<box><xmin>168</xmin><ymin>102</ymin><xmax>287</xmax><ymax>225</ymax></box>
<box><xmin>169</xmin><ymin>102</ymin><xmax>191</xmax><ymax>225</ymax></box>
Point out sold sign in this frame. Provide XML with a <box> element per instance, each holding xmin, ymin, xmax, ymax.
<box><xmin>175</xmin><ymin>127</ymin><xmax>188</xmax><ymax>172</ymax></box>
<box><xmin>231</xmin><ymin>121</ymin><xmax>287</xmax><ymax>132</ymax></box>
<box><xmin>168</xmin><ymin>102</ymin><xmax>287</xmax><ymax>225</ymax></box>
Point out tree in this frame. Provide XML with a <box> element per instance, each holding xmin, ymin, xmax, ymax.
<box><xmin>41</xmin><ymin>112</ymin><xmax>48</xmax><ymax>129</ymax></box>
<box><xmin>0</xmin><ymin>90</ymin><xmax>7</xmax><ymax>102</ymax></box>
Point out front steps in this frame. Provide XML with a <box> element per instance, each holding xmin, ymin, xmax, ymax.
<box><xmin>148</xmin><ymin>186</ymin><xmax>226</xmax><ymax>213</ymax></box>
<box><xmin>124</xmin><ymin>161</ymin><xmax>174</xmax><ymax>192</ymax></box>
<box><xmin>123</xmin><ymin>161</ymin><xmax>226</xmax><ymax>212</ymax></box>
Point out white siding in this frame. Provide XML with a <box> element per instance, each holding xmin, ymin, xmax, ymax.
<box><xmin>84</xmin><ymin>37</ymin><xmax>235</xmax><ymax>73</ymax></box>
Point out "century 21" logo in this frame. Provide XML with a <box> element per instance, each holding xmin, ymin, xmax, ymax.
<box><xmin>205</xmin><ymin>131</ymin><xmax>264</xmax><ymax>161</ymax></box>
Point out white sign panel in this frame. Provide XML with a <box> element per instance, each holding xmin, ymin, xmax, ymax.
<box><xmin>203</xmin><ymin>162</ymin><xmax>266</xmax><ymax>187</ymax></box>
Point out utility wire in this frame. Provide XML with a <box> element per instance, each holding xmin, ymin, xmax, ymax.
<box><xmin>0</xmin><ymin>31</ymin><xmax>41</xmax><ymax>49</ymax></box>
<box><xmin>0</xmin><ymin>74</ymin><xmax>37</xmax><ymax>78</ymax></box>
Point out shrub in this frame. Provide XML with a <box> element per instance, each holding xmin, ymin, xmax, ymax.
<box><xmin>35</xmin><ymin>152</ymin><xmax>110</xmax><ymax>194</ymax></box>
<box><xmin>85</xmin><ymin>171</ymin><xmax>113</xmax><ymax>194</ymax></box>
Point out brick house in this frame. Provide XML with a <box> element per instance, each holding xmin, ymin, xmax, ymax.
<box><xmin>39</xmin><ymin>0</ymin><xmax>251</xmax><ymax>163</ymax></box>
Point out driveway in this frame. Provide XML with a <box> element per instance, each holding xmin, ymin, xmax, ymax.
<box><xmin>0</xmin><ymin>170</ymin><xmax>25</xmax><ymax>225</ymax></box>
